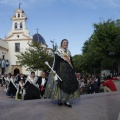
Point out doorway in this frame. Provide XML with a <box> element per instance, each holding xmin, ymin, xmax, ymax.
<box><xmin>14</xmin><ymin>68</ymin><xmax>20</xmax><ymax>75</ymax></box>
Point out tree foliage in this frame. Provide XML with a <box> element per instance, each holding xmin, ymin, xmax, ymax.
<box><xmin>16</xmin><ymin>41</ymin><xmax>53</xmax><ymax>71</ymax></box>
<box><xmin>73</xmin><ymin>19</ymin><xmax>120</xmax><ymax>74</ymax></box>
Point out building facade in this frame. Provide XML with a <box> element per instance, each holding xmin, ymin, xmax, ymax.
<box><xmin>0</xmin><ymin>7</ymin><xmax>53</xmax><ymax>75</ymax></box>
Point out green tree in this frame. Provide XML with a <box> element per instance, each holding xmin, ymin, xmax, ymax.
<box><xmin>16</xmin><ymin>41</ymin><xmax>53</xmax><ymax>71</ymax></box>
<box><xmin>93</xmin><ymin>19</ymin><xmax>120</xmax><ymax>55</ymax></box>
<box><xmin>72</xmin><ymin>54</ymin><xmax>83</xmax><ymax>73</ymax></box>
<box><xmin>92</xmin><ymin>19</ymin><xmax>120</xmax><ymax>73</ymax></box>
<box><xmin>77</xmin><ymin>19</ymin><xmax>120</xmax><ymax>74</ymax></box>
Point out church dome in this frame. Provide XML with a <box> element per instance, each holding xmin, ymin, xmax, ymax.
<box><xmin>33</xmin><ymin>33</ymin><xmax>46</xmax><ymax>45</ymax></box>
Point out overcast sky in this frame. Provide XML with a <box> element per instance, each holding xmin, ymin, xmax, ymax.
<box><xmin>0</xmin><ymin>0</ymin><xmax>120</xmax><ymax>55</ymax></box>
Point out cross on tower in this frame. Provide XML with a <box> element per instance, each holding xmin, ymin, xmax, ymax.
<box><xmin>36</xmin><ymin>28</ymin><xmax>39</xmax><ymax>33</ymax></box>
<box><xmin>19</xmin><ymin>0</ymin><xmax>22</xmax><ymax>9</ymax></box>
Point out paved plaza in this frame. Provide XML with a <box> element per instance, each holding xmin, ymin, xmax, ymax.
<box><xmin>0</xmin><ymin>87</ymin><xmax>120</xmax><ymax>120</ymax></box>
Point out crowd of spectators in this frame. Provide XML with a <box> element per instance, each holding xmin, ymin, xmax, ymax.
<box><xmin>77</xmin><ymin>74</ymin><xmax>119</xmax><ymax>95</ymax></box>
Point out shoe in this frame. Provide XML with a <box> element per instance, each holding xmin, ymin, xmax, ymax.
<box><xmin>64</xmin><ymin>102</ymin><xmax>72</xmax><ymax>107</ymax></box>
<box><xmin>11</xmin><ymin>95</ymin><xmax>15</xmax><ymax>98</ymax></box>
<box><xmin>58</xmin><ymin>102</ymin><xmax>63</xmax><ymax>106</ymax></box>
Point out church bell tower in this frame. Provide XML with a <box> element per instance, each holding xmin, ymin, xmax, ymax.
<box><xmin>5</xmin><ymin>4</ymin><xmax>31</xmax><ymax>40</ymax></box>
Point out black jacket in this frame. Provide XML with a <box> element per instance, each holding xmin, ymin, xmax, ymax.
<box><xmin>37</xmin><ymin>77</ymin><xmax>48</xmax><ymax>88</ymax></box>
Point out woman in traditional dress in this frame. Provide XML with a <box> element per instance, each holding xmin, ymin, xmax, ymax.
<box><xmin>1</xmin><ymin>74</ymin><xmax>5</xmax><ymax>86</ymax></box>
<box><xmin>15</xmin><ymin>79</ymin><xmax>25</xmax><ymax>100</ymax></box>
<box><xmin>4</xmin><ymin>74</ymin><xmax>11</xmax><ymax>92</ymax></box>
<box><xmin>45</xmin><ymin>39</ymin><xmax>80</xmax><ymax>107</ymax></box>
<box><xmin>6</xmin><ymin>74</ymin><xmax>18</xmax><ymax>98</ymax></box>
<box><xmin>23</xmin><ymin>72</ymin><xmax>40</xmax><ymax>100</ymax></box>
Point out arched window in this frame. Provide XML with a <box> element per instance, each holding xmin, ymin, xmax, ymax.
<box><xmin>18</xmin><ymin>13</ymin><xmax>20</xmax><ymax>17</ymax></box>
<box><xmin>20</xmin><ymin>22</ymin><xmax>22</xmax><ymax>29</ymax></box>
<box><xmin>15</xmin><ymin>23</ymin><xmax>17</xmax><ymax>29</ymax></box>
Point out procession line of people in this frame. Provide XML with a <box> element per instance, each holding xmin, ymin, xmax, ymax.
<box><xmin>0</xmin><ymin>71</ymin><xmax>48</xmax><ymax>100</ymax></box>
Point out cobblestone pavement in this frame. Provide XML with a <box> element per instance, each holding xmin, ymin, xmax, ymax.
<box><xmin>0</xmin><ymin>87</ymin><xmax>120</xmax><ymax>120</ymax></box>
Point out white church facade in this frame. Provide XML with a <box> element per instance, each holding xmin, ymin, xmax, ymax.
<box><xmin>0</xmin><ymin>8</ymin><xmax>53</xmax><ymax>75</ymax></box>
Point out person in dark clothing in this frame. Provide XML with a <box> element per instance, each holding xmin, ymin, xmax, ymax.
<box><xmin>15</xmin><ymin>74</ymin><xmax>21</xmax><ymax>83</ymax></box>
<box><xmin>96</xmin><ymin>74</ymin><xmax>100</xmax><ymax>91</ymax></box>
<box><xmin>6</xmin><ymin>74</ymin><xmax>17</xmax><ymax>98</ymax></box>
<box><xmin>5</xmin><ymin>74</ymin><xmax>11</xmax><ymax>92</ymax></box>
<box><xmin>1</xmin><ymin>74</ymin><xmax>6</xmax><ymax>87</ymax></box>
<box><xmin>94</xmin><ymin>78</ymin><xmax>99</xmax><ymax>93</ymax></box>
<box><xmin>86</xmin><ymin>80</ymin><xmax>94</xmax><ymax>94</ymax></box>
<box><xmin>23</xmin><ymin>72</ymin><xmax>40</xmax><ymax>100</ymax></box>
<box><xmin>45</xmin><ymin>39</ymin><xmax>80</xmax><ymax>107</ymax></box>
<box><xmin>37</xmin><ymin>71</ymin><xmax>48</xmax><ymax>98</ymax></box>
